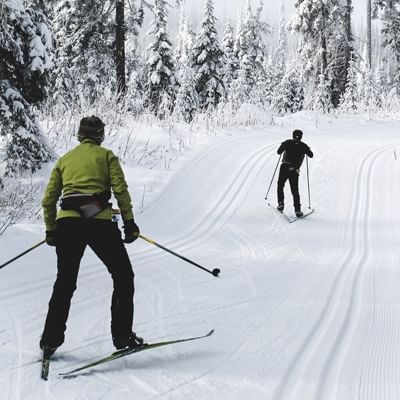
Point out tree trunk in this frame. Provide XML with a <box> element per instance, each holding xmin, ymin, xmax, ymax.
<box><xmin>115</xmin><ymin>0</ymin><xmax>126</xmax><ymax>95</ymax></box>
<box><xmin>345</xmin><ymin>0</ymin><xmax>353</xmax><ymax>79</ymax></box>
<box><xmin>367</xmin><ymin>0</ymin><xmax>372</xmax><ymax>68</ymax></box>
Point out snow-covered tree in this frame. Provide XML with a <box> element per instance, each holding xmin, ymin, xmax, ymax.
<box><xmin>380</xmin><ymin>3</ymin><xmax>400</xmax><ymax>92</ymax></box>
<box><xmin>263</xmin><ymin>56</ymin><xmax>275</xmax><ymax>106</ymax></box>
<box><xmin>338</xmin><ymin>56</ymin><xmax>359</xmax><ymax>112</ymax></box>
<box><xmin>174</xmin><ymin>66</ymin><xmax>199</xmax><ymax>123</ymax></box>
<box><xmin>274</xmin><ymin>1</ymin><xmax>288</xmax><ymax>85</ymax></box>
<box><xmin>221</xmin><ymin>22</ymin><xmax>239</xmax><ymax>96</ymax></box>
<box><xmin>231</xmin><ymin>62</ymin><xmax>252</xmax><ymax>108</ymax></box>
<box><xmin>191</xmin><ymin>0</ymin><xmax>225</xmax><ymax>110</ymax></box>
<box><xmin>233</xmin><ymin>1</ymin><xmax>269</xmax><ymax>100</ymax></box>
<box><xmin>145</xmin><ymin>0</ymin><xmax>177</xmax><ymax>116</ymax></box>
<box><xmin>289</xmin><ymin>0</ymin><xmax>348</xmax><ymax>108</ymax></box>
<box><xmin>0</xmin><ymin>0</ymin><xmax>53</xmax><ymax>175</ymax></box>
<box><xmin>313</xmin><ymin>68</ymin><xmax>332</xmax><ymax>113</ymax></box>
<box><xmin>273</xmin><ymin>61</ymin><xmax>305</xmax><ymax>114</ymax></box>
<box><xmin>358</xmin><ymin>49</ymin><xmax>379</xmax><ymax>112</ymax></box>
<box><xmin>50</xmin><ymin>0</ymin><xmax>114</xmax><ymax>105</ymax></box>
<box><xmin>289</xmin><ymin>0</ymin><xmax>330</xmax><ymax>77</ymax></box>
<box><xmin>175</xmin><ymin>8</ymin><xmax>194</xmax><ymax>77</ymax></box>
<box><xmin>328</xmin><ymin>2</ymin><xmax>354</xmax><ymax>107</ymax></box>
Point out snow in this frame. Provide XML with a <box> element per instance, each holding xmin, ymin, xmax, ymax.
<box><xmin>2</xmin><ymin>116</ymin><xmax>400</xmax><ymax>398</ymax></box>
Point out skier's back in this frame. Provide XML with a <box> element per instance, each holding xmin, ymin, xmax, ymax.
<box><xmin>40</xmin><ymin>116</ymin><xmax>143</xmax><ymax>357</ymax></box>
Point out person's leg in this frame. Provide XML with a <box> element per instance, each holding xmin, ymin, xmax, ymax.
<box><xmin>87</xmin><ymin>220</ymin><xmax>135</xmax><ymax>343</ymax></box>
<box><xmin>41</xmin><ymin>219</ymin><xmax>86</xmax><ymax>348</ymax></box>
<box><xmin>277</xmin><ymin>165</ymin><xmax>288</xmax><ymax>208</ymax></box>
<box><xmin>288</xmin><ymin>170</ymin><xmax>301</xmax><ymax>212</ymax></box>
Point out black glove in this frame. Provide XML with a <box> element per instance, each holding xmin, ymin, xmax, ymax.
<box><xmin>123</xmin><ymin>220</ymin><xmax>140</xmax><ymax>243</ymax></box>
<box><xmin>45</xmin><ymin>230</ymin><xmax>57</xmax><ymax>247</ymax></box>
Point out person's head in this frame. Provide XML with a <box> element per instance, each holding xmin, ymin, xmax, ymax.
<box><xmin>77</xmin><ymin>116</ymin><xmax>105</xmax><ymax>144</ymax></box>
<box><xmin>292</xmin><ymin>129</ymin><xmax>303</xmax><ymax>141</ymax></box>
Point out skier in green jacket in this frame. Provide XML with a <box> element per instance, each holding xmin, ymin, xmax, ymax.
<box><xmin>40</xmin><ymin>116</ymin><xmax>143</xmax><ymax>357</ymax></box>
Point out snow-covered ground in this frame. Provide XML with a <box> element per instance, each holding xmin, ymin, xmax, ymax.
<box><xmin>1</xmin><ymin>117</ymin><xmax>400</xmax><ymax>399</ymax></box>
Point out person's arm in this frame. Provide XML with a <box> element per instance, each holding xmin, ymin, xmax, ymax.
<box><xmin>277</xmin><ymin>141</ymin><xmax>286</xmax><ymax>155</ymax></box>
<box><xmin>108</xmin><ymin>152</ymin><xmax>134</xmax><ymax>222</ymax></box>
<box><xmin>42</xmin><ymin>160</ymin><xmax>63</xmax><ymax>231</ymax></box>
<box><xmin>305</xmin><ymin>144</ymin><xmax>313</xmax><ymax>158</ymax></box>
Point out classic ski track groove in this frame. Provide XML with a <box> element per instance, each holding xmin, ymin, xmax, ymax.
<box><xmin>355</xmin><ymin>147</ymin><xmax>400</xmax><ymax>400</ymax></box>
<box><xmin>4</xmin><ymin>133</ymin><xmax>399</xmax><ymax>398</ymax></box>
<box><xmin>274</xmin><ymin>144</ymin><xmax>392</xmax><ymax>400</ymax></box>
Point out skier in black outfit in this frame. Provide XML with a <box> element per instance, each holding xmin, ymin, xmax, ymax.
<box><xmin>276</xmin><ymin>129</ymin><xmax>313</xmax><ymax>217</ymax></box>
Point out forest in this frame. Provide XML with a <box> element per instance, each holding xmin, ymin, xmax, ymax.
<box><xmin>0</xmin><ymin>0</ymin><xmax>399</xmax><ymax>177</ymax></box>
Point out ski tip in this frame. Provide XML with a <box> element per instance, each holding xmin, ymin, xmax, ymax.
<box><xmin>206</xmin><ymin>329</ymin><xmax>215</xmax><ymax>337</ymax></box>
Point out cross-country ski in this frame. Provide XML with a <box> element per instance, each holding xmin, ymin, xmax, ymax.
<box><xmin>59</xmin><ymin>330</ymin><xmax>214</xmax><ymax>377</ymax></box>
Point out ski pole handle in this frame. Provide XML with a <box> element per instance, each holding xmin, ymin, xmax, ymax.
<box><xmin>0</xmin><ymin>239</ymin><xmax>46</xmax><ymax>270</ymax></box>
<box><xmin>139</xmin><ymin>234</ymin><xmax>221</xmax><ymax>277</ymax></box>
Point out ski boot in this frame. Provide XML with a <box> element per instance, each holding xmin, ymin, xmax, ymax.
<box><xmin>40</xmin><ymin>343</ymin><xmax>57</xmax><ymax>358</ymax></box>
<box><xmin>113</xmin><ymin>332</ymin><xmax>144</xmax><ymax>350</ymax></box>
<box><xmin>277</xmin><ymin>203</ymin><xmax>284</xmax><ymax>212</ymax></box>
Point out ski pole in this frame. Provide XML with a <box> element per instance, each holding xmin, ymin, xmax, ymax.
<box><xmin>138</xmin><ymin>234</ymin><xmax>221</xmax><ymax>277</ymax></box>
<box><xmin>0</xmin><ymin>239</ymin><xmax>46</xmax><ymax>270</ymax></box>
<box><xmin>265</xmin><ymin>153</ymin><xmax>282</xmax><ymax>200</ymax></box>
<box><xmin>306</xmin><ymin>156</ymin><xmax>311</xmax><ymax>209</ymax></box>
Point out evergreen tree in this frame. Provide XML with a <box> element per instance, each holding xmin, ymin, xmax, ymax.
<box><xmin>289</xmin><ymin>0</ymin><xmax>348</xmax><ymax>109</ymax></box>
<box><xmin>274</xmin><ymin>1</ymin><xmax>288</xmax><ymax>85</ymax></box>
<box><xmin>51</xmin><ymin>0</ymin><xmax>115</xmax><ymax>105</ymax></box>
<box><xmin>145</xmin><ymin>0</ymin><xmax>176</xmax><ymax>116</ymax></box>
<box><xmin>263</xmin><ymin>56</ymin><xmax>275</xmax><ymax>106</ymax></box>
<box><xmin>231</xmin><ymin>62</ymin><xmax>252</xmax><ymax>108</ymax></box>
<box><xmin>125</xmin><ymin>0</ymin><xmax>145</xmax><ymax>112</ymax></box>
<box><xmin>221</xmin><ymin>22</ymin><xmax>239</xmax><ymax>96</ymax></box>
<box><xmin>381</xmin><ymin>4</ymin><xmax>400</xmax><ymax>92</ymax></box>
<box><xmin>191</xmin><ymin>0</ymin><xmax>225</xmax><ymax>109</ymax></box>
<box><xmin>358</xmin><ymin>49</ymin><xmax>379</xmax><ymax>112</ymax></box>
<box><xmin>233</xmin><ymin>1</ymin><xmax>269</xmax><ymax>100</ymax></box>
<box><xmin>50</xmin><ymin>0</ymin><xmax>77</xmax><ymax>106</ymax></box>
<box><xmin>175</xmin><ymin>8</ymin><xmax>194</xmax><ymax>76</ymax></box>
<box><xmin>174</xmin><ymin>66</ymin><xmax>199</xmax><ymax>123</ymax></box>
<box><xmin>328</xmin><ymin>2</ymin><xmax>354</xmax><ymax>107</ymax></box>
<box><xmin>0</xmin><ymin>0</ymin><xmax>53</xmax><ymax>175</ymax></box>
<box><xmin>273</xmin><ymin>62</ymin><xmax>305</xmax><ymax>114</ymax></box>
<box><xmin>338</xmin><ymin>56</ymin><xmax>359</xmax><ymax>112</ymax></box>
<box><xmin>313</xmin><ymin>68</ymin><xmax>332</xmax><ymax>113</ymax></box>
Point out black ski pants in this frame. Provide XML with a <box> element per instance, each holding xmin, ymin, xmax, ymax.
<box><xmin>277</xmin><ymin>164</ymin><xmax>301</xmax><ymax>211</ymax></box>
<box><xmin>41</xmin><ymin>218</ymin><xmax>134</xmax><ymax>348</ymax></box>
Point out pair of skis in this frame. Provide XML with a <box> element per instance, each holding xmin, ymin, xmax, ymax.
<box><xmin>41</xmin><ymin>329</ymin><xmax>214</xmax><ymax>380</ymax></box>
<box><xmin>267</xmin><ymin>203</ymin><xmax>314</xmax><ymax>223</ymax></box>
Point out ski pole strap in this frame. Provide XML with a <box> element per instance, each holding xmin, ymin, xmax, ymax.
<box><xmin>0</xmin><ymin>239</ymin><xmax>46</xmax><ymax>270</ymax></box>
<box><xmin>138</xmin><ymin>234</ymin><xmax>221</xmax><ymax>277</ymax></box>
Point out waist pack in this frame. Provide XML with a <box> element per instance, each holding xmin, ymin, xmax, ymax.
<box><xmin>60</xmin><ymin>191</ymin><xmax>111</xmax><ymax>218</ymax></box>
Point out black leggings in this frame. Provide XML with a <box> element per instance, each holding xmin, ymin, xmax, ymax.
<box><xmin>41</xmin><ymin>218</ymin><xmax>134</xmax><ymax>347</ymax></box>
<box><xmin>277</xmin><ymin>164</ymin><xmax>301</xmax><ymax>211</ymax></box>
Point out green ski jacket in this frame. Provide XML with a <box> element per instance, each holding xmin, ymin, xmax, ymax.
<box><xmin>42</xmin><ymin>138</ymin><xmax>134</xmax><ymax>231</ymax></box>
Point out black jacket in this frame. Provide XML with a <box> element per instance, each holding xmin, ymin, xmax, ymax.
<box><xmin>277</xmin><ymin>139</ymin><xmax>313</xmax><ymax>169</ymax></box>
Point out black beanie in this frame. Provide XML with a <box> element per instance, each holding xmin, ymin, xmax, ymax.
<box><xmin>78</xmin><ymin>116</ymin><xmax>105</xmax><ymax>143</ymax></box>
<box><xmin>293</xmin><ymin>129</ymin><xmax>303</xmax><ymax>140</ymax></box>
